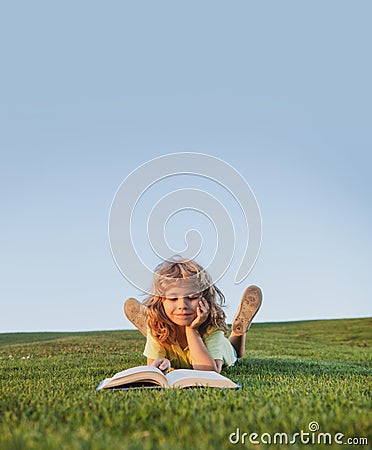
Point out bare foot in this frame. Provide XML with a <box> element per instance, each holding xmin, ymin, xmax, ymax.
<box><xmin>124</xmin><ymin>298</ymin><xmax>147</xmax><ymax>337</ymax></box>
<box><xmin>232</xmin><ymin>285</ymin><xmax>262</xmax><ymax>335</ymax></box>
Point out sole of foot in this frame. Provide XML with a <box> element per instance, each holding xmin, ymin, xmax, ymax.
<box><xmin>232</xmin><ymin>285</ymin><xmax>262</xmax><ymax>335</ymax></box>
<box><xmin>124</xmin><ymin>298</ymin><xmax>147</xmax><ymax>337</ymax></box>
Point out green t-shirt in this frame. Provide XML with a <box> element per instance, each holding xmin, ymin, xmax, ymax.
<box><xmin>143</xmin><ymin>328</ymin><xmax>237</xmax><ymax>369</ymax></box>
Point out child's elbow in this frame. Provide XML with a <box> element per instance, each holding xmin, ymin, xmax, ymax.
<box><xmin>214</xmin><ymin>360</ymin><xmax>223</xmax><ymax>373</ymax></box>
<box><xmin>192</xmin><ymin>359</ymin><xmax>223</xmax><ymax>373</ymax></box>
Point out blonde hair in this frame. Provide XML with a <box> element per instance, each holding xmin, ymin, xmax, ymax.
<box><xmin>144</xmin><ymin>257</ymin><xmax>228</xmax><ymax>348</ymax></box>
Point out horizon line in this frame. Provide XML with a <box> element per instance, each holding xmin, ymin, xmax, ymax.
<box><xmin>1</xmin><ymin>315</ymin><xmax>370</xmax><ymax>335</ymax></box>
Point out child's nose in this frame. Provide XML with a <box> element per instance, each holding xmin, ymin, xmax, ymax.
<box><xmin>177</xmin><ymin>297</ymin><xmax>189</xmax><ymax>308</ymax></box>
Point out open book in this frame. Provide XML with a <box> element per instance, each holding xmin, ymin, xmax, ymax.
<box><xmin>96</xmin><ymin>365</ymin><xmax>239</xmax><ymax>390</ymax></box>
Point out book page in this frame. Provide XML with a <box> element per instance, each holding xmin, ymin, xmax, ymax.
<box><xmin>165</xmin><ymin>369</ymin><xmax>238</xmax><ymax>388</ymax></box>
<box><xmin>111</xmin><ymin>365</ymin><xmax>163</xmax><ymax>380</ymax></box>
<box><xmin>98</xmin><ymin>365</ymin><xmax>168</xmax><ymax>389</ymax></box>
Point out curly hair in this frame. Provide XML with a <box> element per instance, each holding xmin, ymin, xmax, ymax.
<box><xmin>143</xmin><ymin>257</ymin><xmax>228</xmax><ymax>348</ymax></box>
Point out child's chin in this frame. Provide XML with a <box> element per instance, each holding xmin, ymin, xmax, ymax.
<box><xmin>174</xmin><ymin>316</ymin><xmax>195</xmax><ymax>325</ymax></box>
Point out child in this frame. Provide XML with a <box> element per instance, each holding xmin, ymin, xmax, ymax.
<box><xmin>124</xmin><ymin>258</ymin><xmax>262</xmax><ymax>374</ymax></box>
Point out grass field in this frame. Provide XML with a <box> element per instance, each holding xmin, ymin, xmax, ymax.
<box><xmin>1</xmin><ymin>318</ymin><xmax>371</xmax><ymax>449</ymax></box>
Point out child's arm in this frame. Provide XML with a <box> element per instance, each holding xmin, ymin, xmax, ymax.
<box><xmin>186</xmin><ymin>328</ymin><xmax>223</xmax><ymax>372</ymax></box>
<box><xmin>186</xmin><ymin>298</ymin><xmax>223</xmax><ymax>373</ymax></box>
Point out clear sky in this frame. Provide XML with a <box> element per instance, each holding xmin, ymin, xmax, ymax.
<box><xmin>1</xmin><ymin>1</ymin><xmax>371</xmax><ymax>332</ymax></box>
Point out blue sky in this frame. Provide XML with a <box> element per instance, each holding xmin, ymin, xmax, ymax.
<box><xmin>1</xmin><ymin>1</ymin><xmax>371</xmax><ymax>332</ymax></box>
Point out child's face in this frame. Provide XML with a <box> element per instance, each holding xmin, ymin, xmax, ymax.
<box><xmin>162</xmin><ymin>281</ymin><xmax>203</xmax><ymax>327</ymax></box>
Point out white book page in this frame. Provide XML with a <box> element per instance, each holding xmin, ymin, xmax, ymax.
<box><xmin>111</xmin><ymin>365</ymin><xmax>163</xmax><ymax>380</ymax></box>
<box><xmin>166</xmin><ymin>369</ymin><xmax>237</xmax><ymax>387</ymax></box>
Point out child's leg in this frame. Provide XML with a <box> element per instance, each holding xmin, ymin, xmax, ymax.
<box><xmin>124</xmin><ymin>298</ymin><xmax>147</xmax><ymax>337</ymax></box>
<box><xmin>229</xmin><ymin>285</ymin><xmax>262</xmax><ymax>358</ymax></box>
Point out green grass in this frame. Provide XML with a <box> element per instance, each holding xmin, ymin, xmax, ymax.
<box><xmin>1</xmin><ymin>318</ymin><xmax>371</xmax><ymax>449</ymax></box>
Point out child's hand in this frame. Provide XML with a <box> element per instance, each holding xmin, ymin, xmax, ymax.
<box><xmin>187</xmin><ymin>297</ymin><xmax>209</xmax><ymax>330</ymax></box>
<box><xmin>151</xmin><ymin>358</ymin><xmax>171</xmax><ymax>374</ymax></box>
